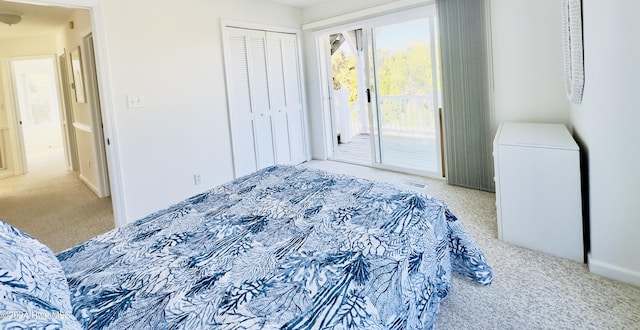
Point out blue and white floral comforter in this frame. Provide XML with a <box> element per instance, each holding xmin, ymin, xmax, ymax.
<box><xmin>57</xmin><ymin>165</ymin><xmax>492</xmax><ymax>329</ymax></box>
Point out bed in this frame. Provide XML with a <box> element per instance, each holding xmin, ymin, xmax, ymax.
<box><xmin>1</xmin><ymin>165</ymin><xmax>492</xmax><ymax>329</ymax></box>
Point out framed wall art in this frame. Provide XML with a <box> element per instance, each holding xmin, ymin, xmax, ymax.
<box><xmin>70</xmin><ymin>46</ymin><xmax>86</xmax><ymax>103</ymax></box>
<box><xmin>562</xmin><ymin>0</ymin><xmax>584</xmax><ymax>104</ymax></box>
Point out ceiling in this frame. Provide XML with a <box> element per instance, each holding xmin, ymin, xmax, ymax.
<box><xmin>269</xmin><ymin>0</ymin><xmax>331</xmax><ymax>8</ymax></box>
<box><xmin>0</xmin><ymin>0</ymin><xmax>330</xmax><ymax>40</ymax></box>
<box><xmin>0</xmin><ymin>1</ymin><xmax>77</xmax><ymax>39</ymax></box>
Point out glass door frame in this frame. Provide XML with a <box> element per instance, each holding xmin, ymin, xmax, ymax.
<box><xmin>315</xmin><ymin>5</ymin><xmax>444</xmax><ymax>178</ymax></box>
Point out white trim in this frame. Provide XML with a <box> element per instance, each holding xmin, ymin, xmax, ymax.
<box><xmin>90</xmin><ymin>0</ymin><xmax>127</xmax><ymax>227</ymax></box>
<box><xmin>4</xmin><ymin>0</ymin><xmax>97</xmax><ymax>7</ymax></box>
<box><xmin>314</xmin><ymin>34</ymin><xmax>331</xmax><ymax>160</ymax></box>
<box><xmin>221</xmin><ymin>19</ymin><xmax>301</xmax><ymax>35</ymax></box>
<box><xmin>588</xmin><ymin>254</ymin><xmax>640</xmax><ymax>287</ymax></box>
<box><xmin>79</xmin><ymin>173</ymin><xmax>102</xmax><ymax>197</ymax></box>
<box><xmin>303</xmin><ymin>0</ymin><xmax>433</xmax><ymax>31</ymax></box>
<box><xmin>0</xmin><ymin>171</ymin><xmax>15</xmax><ymax>179</ymax></box>
<box><xmin>8</xmin><ymin>0</ymin><xmax>127</xmax><ymax>228</ymax></box>
<box><xmin>311</xmin><ymin>5</ymin><xmax>435</xmax><ymax>37</ymax></box>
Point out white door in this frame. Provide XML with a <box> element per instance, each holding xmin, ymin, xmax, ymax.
<box><xmin>267</xmin><ymin>31</ymin><xmax>306</xmax><ymax>165</ymax></box>
<box><xmin>58</xmin><ymin>53</ymin><xmax>80</xmax><ymax>171</ymax></box>
<box><xmin>224</xmin><ymin>26</ymin><xmax>306</xmax><ymax>178</ymax></box>
<box><xmin>225</xmin><ymin>27</ymin><xmax>275</xmax><ymax>177</ymax></box>
<box><xmin>84</xmin><ymin>34</ymin><xmax>111</xmax><ymax>197</ymax></box>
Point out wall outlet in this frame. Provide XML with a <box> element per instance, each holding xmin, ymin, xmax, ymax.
<box><xmin>127</xmin><ymin>94</ymin><xmax>145</xmax><ymax>109</ymax></box>
<box><xmin>193</xmin><ymin>174</ymin><xmax>201</xmax><ymax>186</ymax></box>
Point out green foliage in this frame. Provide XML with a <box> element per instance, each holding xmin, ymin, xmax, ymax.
<box><xmin>331</xmin><ymin>42</ymin><xmax>433</xmax><ymax>101</ymax></box>
<box><xmin>332</xmin><ymin>51</ymin><xmax>359</xmax><ymax>105</ymax></box>
<box><xmin>376</xmin><ymin>43</ymin><xmax>433</xmax><ymax>96</ymax></box>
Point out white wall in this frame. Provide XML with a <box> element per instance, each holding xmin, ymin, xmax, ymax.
<box><xmin>56</xmin><ymin>9</ymin><xmax>108</xmax><ymax>196</ymax></box>
<box><xmin>571</xmin><ymin>0</ymin><xmax>640</xmax><ymax>286</ymax></box>
<box><xmin>302</xmin><ymin>0</ymin><xmax>405</xmax><ymax>24</ymax></box>
<box><xmin>490</xmin><ymin>0</ymin><xmax>570</xmax><ymax>126</ymax></box>
<box><xmin>97</xmin><ymin>0</ymin><xmax>302</xmax><ymax>220</ymax></box>
<box><xmin>303</xmin><ymin>0</ymin><xmax>571</xmax><ymax>160</ymax></box>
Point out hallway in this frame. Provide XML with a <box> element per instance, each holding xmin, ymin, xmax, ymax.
<box><xmin>0</xmin><ymin>148</ymin><xmax>114</xmax><ymax>252</ymax></box>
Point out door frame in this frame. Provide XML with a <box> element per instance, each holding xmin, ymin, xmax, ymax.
<box><xmin>11</xmin><ymin>0</ymin><xmax>126</xmax><ymax>228</ymax></box>
<box><xmin>7</xmin><ymin>55</ymin><xmax>66</xmax><ymax>175</ymax></box>
<box><xmin>58</xmin><ymin>52</ymin><xmax>80</xmax><ymax>171</ymax></box>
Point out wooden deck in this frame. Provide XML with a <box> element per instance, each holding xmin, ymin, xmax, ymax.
<box><xmin>333</xmin><ymin>134</ymin><xmax>439</xmax><ymax>173</ymax></box>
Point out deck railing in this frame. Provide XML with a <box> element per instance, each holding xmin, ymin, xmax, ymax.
<box><xmin>349</xmin><ymin>94</ymin><xmax>436</xmax><ymax>138</ymax></box>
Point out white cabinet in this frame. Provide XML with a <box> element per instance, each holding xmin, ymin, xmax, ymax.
<box><xmin>223</xmin><ymin>27</ymin><xmax>306</xmax><ymax>178</ymax></box>
<box><xmin>493</xmin><ymin>122</ymin><xmax>584</xmax><ymax>262</ymax></box>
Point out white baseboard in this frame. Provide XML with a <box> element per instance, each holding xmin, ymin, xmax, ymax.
<box><xmin>588</xmin><ymin>254</ymin><xmax>640</xmax><ymax>287</ymax></box>
<box><xmin>311</xmin><ymin>154</ymin><xmax>328</xmax><ymax>161</ymax></box>
<box><xmin>0</xmin><ymin>170</ymin><xmax>15</xmax><ymax>179</ymax></box>
<box><xmin>79</xmin><ymin>174</ymin><xmax>107</xmax><ymax>198</ymax></box>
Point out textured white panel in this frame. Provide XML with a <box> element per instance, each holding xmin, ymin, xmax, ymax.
<box><xmin>232</xmin><ymin>118</ymin><xmax>258</xmax><ymax>177</ymax></box>
<box><xmin>287</xmin><ymin>108</ymin><xmax>306</xmax><ymax>164</ymax></box>
<box><xmin>255</xmin><ymin>115</ymin><xmax>275</xmax><ymax>169</ymax></box>
<box><xmin>267</xmin><ymin>34</ymin><xmax>287</xmax><ymax>110</ymax></box>
<box><xmin>268</xmin><ymin>32</ymin><xmax>305</xmax><ymax>164</ymax></box>
<box><xmin>561</xmin><ymin>0</ymin><xmax>584</xmax><ymax>104</ymax></box>
<box><xmin>249</xmin><ymin>36</ymin><xmax>271</xmax><ymax>113</ymax></box>
<box><xmin>225</xmin><ymin>27</ymin><xmax>306</xmax><ymax>177</ymax></box>
<box><xmin>227</xmin><ymin>32</ymin><xmax>252</xmax><ymax>115</ymax></box>
<box><xmin>272</xmin><ymin>112</ymin><xmax>292</xmax><ymax>164</ymax></box>
<box><xmin>281</xmin><ymin>36</ymin><xmax>302</xmax><ymax>107</ymax></box>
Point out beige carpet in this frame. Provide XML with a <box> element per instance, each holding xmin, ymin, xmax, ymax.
<box><xmin>0</xmin><ymin>148</ymin><xmax>114</xmax><ymax>252</ymax></box>
<box><xmin>303</xmin><ymin>160</ymin><xmax>640</xmax><ymax>330</ymax></box>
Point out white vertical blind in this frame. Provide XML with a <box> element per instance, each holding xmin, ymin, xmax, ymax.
<box><xmin>437</xmin><ymin>0</ymin><xmax>495</xmax><ymax>192</ymax></box>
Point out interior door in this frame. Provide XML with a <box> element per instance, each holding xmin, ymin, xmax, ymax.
<box><xmin>84</xmin><ymin>34</ymin><xmax>111</xmax><ymax>197</ymax></box>
<box><xmin>59</xmin><ymin>53</ymin><xmax>79</xmax><ymax>171</ymax></box>
<box><xmin>267</xmin><ymin>31</ymin><xmax>306</xmax><ymax>165</ymax></box>
<box><xmin>225</xmin><ymin>27</ymin><xmax>272</xmax><ymax>177</ymax></box>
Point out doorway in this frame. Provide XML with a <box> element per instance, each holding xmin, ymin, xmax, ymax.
<box><xmin>0</xmin><ymin>1</ymin><xmax>119</xmax><ymax>249</ymax></box>
<box><xmin>322</xmin><ymin>5</ymin><xmax>443</xmax><ymax>177</ymax></box>
<box><xmin>10</xmin><ymin>57</ymin><xmax>66</xmax><ymax>172</ymax></box>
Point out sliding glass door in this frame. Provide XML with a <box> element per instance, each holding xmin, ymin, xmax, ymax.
<box><xmin>326</xmin><ymin>5</ymin><xmax>442</xmax><ymax>176</ymax></box>
<box><xmin>369</xmin><ymin>15</ymin><xmax>441</xmax><ymax>173</ymax></box>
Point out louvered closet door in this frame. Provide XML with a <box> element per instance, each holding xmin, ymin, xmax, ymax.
<box><xmin>225</xmin><ymin>27</ymin><xmax>306</xmax><ymax>177</ymax></box>
<box><xmin>225</xmin><ymin>27</ymin><xmax>276</xmax><ymax>177</ymax></box>
<box><xmin>267</xmin><ymin>32</ymin><xmax>306</xmax><ymax>164</ymax></box>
